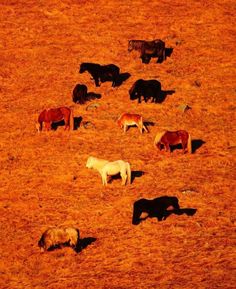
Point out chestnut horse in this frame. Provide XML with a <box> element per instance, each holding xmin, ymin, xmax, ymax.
<box><xmin>36</xmin><ymin>107</ymin><xmax>74</xmax><ymax>132</ymax></box>
<box><xmin>154</xmin><ymin>130</ymin><xmax>192</xmax><ymax>153</ymax></box>
<box><xmin>117</xmin><ymin>113</ymin><xmax>148</xmax><ymax>134</ymax></box>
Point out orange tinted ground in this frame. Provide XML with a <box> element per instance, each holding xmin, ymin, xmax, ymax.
<box><xmin>0</xmin><ymin>0</ymin><xmax>235</xmax><ymax>288</ymax></box>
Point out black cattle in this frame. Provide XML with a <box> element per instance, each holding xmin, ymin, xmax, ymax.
<box><xmin>129</xmin><ymin>79</ymin><xmax>162</xmax><ymax>103</ymax></box>
<box><xmin>132</xmin><ymin>196</ymin><xmax>180</xmax><ymax>225</ymax></box>
<box><xmin>79</xmin><ymin>62</ymin><xmax>120</xmax><ymax>87</ymax></box>
<box><xmin>72</xmin><ymin>83</ymin><xmax>101</xmax><ymax>104</ymax></box>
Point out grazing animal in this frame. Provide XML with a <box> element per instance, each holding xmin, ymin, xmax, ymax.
<box><xmin>86</xmin><ymin>156</ymin><xmax>131</xmax><ymax>186</ymax></box>
<box><xmin>132</xmin><ymin>196</ymin><xmax>180</xmax><ymax>224</ymax></box>
<box><xmin>129</xmin><ymin>79</ymin><xmax>162</xmax><ymax>103</ymax></box>
<box><xmin>117</xmin><ymin>113</ymin><xmax>148</xmax><ymax>134</ymax></box>
<box><xmin>72</xmin><ymin>84</ymin><xmax>101</xmax><ymax>104</ymax></box>
<box><xmin>128</xmin><ymin>39</ymin><xmax>165</xmax><ymax>63</ymax></box>
<box><xmin>38</xmin><ymin>226</ymin><xmax>80</xmax><ymax>252</ymax></box>
<box><xmin>79</xmin><ymin>62</ymin><xmax>120</xmax><ymax>87</ymax></box>
<box><xmin>36</xmin><ymin>106</ymin><xmax>74</xmax><ymax>132</ymax></box>
<box><xmin>154</xmin><ymin>130</ymin><xmax>192</xmax><ymax>153</ymax></box>
<box><xmin>72</xmin><ymin>84</ymin><xmax>88</xmax><ymax>104</ymax></box>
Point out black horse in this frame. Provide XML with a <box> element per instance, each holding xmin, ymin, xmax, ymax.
<box><xmin>72</xmin><ymin>84</ymin><xmax>87</xmax><ymax>104</ymax></box>
<box><xmin>72</xmin><ymin>84</ymin><xmax>101</xmax><ymax>104</ymax></box>
<box><xmin>129</xmin><ymin>79</ymin><xmax>162</xmax><ymax>103</ymax></box>
<box><xmin>132</xmin><ymin>196</ymin><xmax>180</xmax><ymax>225</ymax></box>
<box><xmin>79</xmin><ymin>62</ymin><xmax>120</xmax><ymax>87</ymax></box>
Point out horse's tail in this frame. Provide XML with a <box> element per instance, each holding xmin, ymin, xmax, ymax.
<box><xmin>187</xmin><ymin>133</ymin><xmax>192</xmax><ymax>154</ymax></box>
<box><xmin>70</xmin><ymin>108</ymin><xmax>74</xmax><ymax>131</ymax></box>
<box><xmin>154</xmin><ymin>131</ymin><xmax>166</xmax><ymax>147</ymax></box>
<box><xmin>126</xmin><ymin>162</ymin><xmax>132</xmax><ymax>184</ymax></box>
<box><xmin>129</xmin><ymin>80</ymin><xmax>137</xmax><ymax>96</ymax></box>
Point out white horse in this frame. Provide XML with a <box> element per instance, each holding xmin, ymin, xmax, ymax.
<box><xmin>86</xmin><ymin>156</ymin><xmax>131</xmax><ymax>186</ymax></box>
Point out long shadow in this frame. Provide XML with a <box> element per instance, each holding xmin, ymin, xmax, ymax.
<box><xmin>132</xmin><ymin>196</ymin><xmax>197</xmax><ymax>225</ymax></box>
<box><xmin>156</xmin><ymin>90</ymin><xmax>175</xmax><ymax>103</ymax></box>
<box><xmin>75</xmin><ymin>237</ymin><xmax>97</xmax><ymax>253</ymax></box>
<box><xmin>87</xmin><ymin>92</ymin><xmax>102</xmax><ymax>100</ymax></box>
<box><xmin>192</xmin><ymin>139</ymin><xmax>205</xmax><ymax>153</ymax></box>
<box><xmin>144</xmin><ymin>121</ymin><xmax>155</xmax><ymax>127</ymax></box>
<box><xmin>51</xmin><ymin>120</ymin><xmax>65</xmax><ymax>130</ymax></box>
<box><xmin>46</xmin><ymin>237</ymin><xmax>96</xmax><ymax>254</ymax></box>
<box><xmin>131</xmin><ymin>170</ymin><xmax>144</xmax><ymax>183</ymax></box>
<box><xmin>74</xmin><ymin>116</ymin><xmax>83</xmax><ymax>130</ymax></box>
<box><xmin>165</xmin><ymin>47</ymin><xmax>174</xmax><ymax>59</ymax></box>
<box><xmin>115</xmin><ymin>72</ymin><xmax>131</xmax><ymax>87</ymax></box>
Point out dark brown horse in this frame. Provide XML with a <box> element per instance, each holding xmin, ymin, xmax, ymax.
<box><xmin>36</xmin><ymin>107</ymin><xmax>74</xmax><ymax>132</ymax></box>
<box><xmin>154</xmin><ymin>130</ymin><xmax>192</xmax><ymax>153</ymax></box>
<box><xmin>128</xmin><ymin>39</ymin><xmax>165</xmax><ymax>63</ymax></box>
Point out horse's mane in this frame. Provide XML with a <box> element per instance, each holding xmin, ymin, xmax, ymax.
<box><xmin>154</xmin><ymin>131</ymin><xmax>167</xmax><ymax>146</ymax></box>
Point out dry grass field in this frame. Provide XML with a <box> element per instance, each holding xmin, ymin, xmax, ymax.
<box><xmin>0</xmin><ymin>0</ymin><xmax>235</xmax><ymax>288</ymax></box>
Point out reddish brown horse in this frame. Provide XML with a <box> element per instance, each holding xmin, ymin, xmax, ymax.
<box><xmin>36</xmin><ymin>107</ymin><xmax>74</xmax><ymax>132</ymax></box>
<box><xmin>154</xmin><ymin>130</ymin><xmax>192</xmax><ymax>153</ymax></box>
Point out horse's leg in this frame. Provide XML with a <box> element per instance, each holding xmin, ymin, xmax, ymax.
<box><xmin>45</xmin><ymin>122</ymin><xmax>51</xmax><ymax>131</ymax></box>
<box><xmin>93</xmin><ymin>74</ymin><xmax>100</xmax><ymax>87</ymax></box>
<box><xmin>124</xmin><ymin>124</ymin><xmax>128</xmax><ymax>133</ymax></box>
<box><xmin>165</xmin><ymin>143</ymin><xmax>170</xmax><ymax>152</ymax></box>
<box><xmin>138</xmin><ymin>123</ymin><xmax>143</xmax><ymax>134</ymax></box>
<box><xmin>121</xmin><ymin>173</ymin><xmax>127</xmax><ymax>185</ymax></box>
<box><xmin>137</xmin><ymin>94</ymin><xmax>141</xmax><ymax>104</ymax></box>
<box><xmin>101</xmin><ymin>171</ymin><xmax>107</xmax><ymax>185</ymax></box>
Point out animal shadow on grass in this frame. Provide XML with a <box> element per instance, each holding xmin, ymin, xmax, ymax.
<box><xmin>165</xmin><ymin>47</ymin><xmax>174</xmax><ymax>59</ymax></box>
<box><xmin>131</xmin><ymin>170</ymin><xmax>145</xmax><ymax>183</ymax></box>
<box><xmin>132</xmin><ymin>196</ymin><xmax>197</xmax><ymax>225</ymax></box>
<box><xmin>192</xmin><ymin>139</ymin><xmax>205</xmax><ymax>153</ymax></box>
<box><xmin>157</xmin><ymin>90</ymin><xmax>175</xmax><ymax>103</ymax></box>
<box><xmin>47</xmin><ymin>237</ymin><xmax>96</xmax><ymax>253</ymax></box>
<box><xmin>144</xmin><ymin>121</ymin><xmax>155</xmax><ymax>128</ymax></box>
<box><xmin>51</xmin><ymin>120</ymin><xmax>65</xmax><ymax>130</ymax></box>
<box><xmin>75</xmin><ymin>237</ymin><xmax>97</xmax><ymax>253</ymax></box>
<box><xmin>87</xmin><ymin>92</ymin><xmax>102</xmax><ymax>101</ymax></box>
<box><xmin>74</xmin><ymin>116</ymin><xmax>83</xmax><ymax>130</ymax></box>
<box><xmin>115</xmin><ymin>72</ymin><xmax>131</xmax><ymax>87</ymax></box>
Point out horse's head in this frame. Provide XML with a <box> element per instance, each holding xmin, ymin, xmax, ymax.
<box><xmin>79</xmin><ymin>63</ymin><xmax>86</xmax><ymax>73</ymax></box>
<box><xmin>86</xmin><ymin>156</ymin><xmax>94</xmax><ymax>168</ymax></box>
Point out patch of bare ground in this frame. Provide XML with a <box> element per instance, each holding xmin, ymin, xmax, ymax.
<box><xmin>0</xmin><ymin>0</ymin><xmax>235</xmax><ymax>288</ymax></box>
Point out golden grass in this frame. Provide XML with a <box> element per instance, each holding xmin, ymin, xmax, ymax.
<box><xmin>0</xmin><ymin>0</ymin><xmax>235</xmax><ymax>288</ymax></box>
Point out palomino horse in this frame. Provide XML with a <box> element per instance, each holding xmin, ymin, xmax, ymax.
<box><xmin>117</xmin><ymin>113</ymin><xmax>148</xmax><ymax>134</ymax></box>
<box><xmin>86</xmin><ymin>156</ymin><xmax>131</xmax><ymax>186</ymax></box>
<box><xmin>154</xmin><ymin>130</ymin><xmax>192</xmax><ymax>153</ymax></box>
<box><xmin>36</xmin><ymin>107</ymin><xmax>74</xmax><ymax>132</ymax></box>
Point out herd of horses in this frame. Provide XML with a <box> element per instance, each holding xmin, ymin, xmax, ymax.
<box><xmin>37</xmin><ymin>39</ymin><xmax>196</xmax><ymax>252</ymax></box>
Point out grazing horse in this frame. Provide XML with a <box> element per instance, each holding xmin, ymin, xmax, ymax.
<box><xmin>86</xmin><ymin>156</ymin><xmax>131</xmax><ymax>186</ymax></box>
<box><xmin>38</xmin><ymin>226</ymin><xmax>80</xmax><ymax>252</ymax></box>
<box><xmin>129</xmin><ymin>79</ymin><xmax>162</xmax><ymax>103</ymax></box>
<box><xmin>117</xmin><ymin>113</ymin><xmax>148</xmax><ymax>134</ymax></box>
<box><xmin>132</xmin><ymin>196</ymin><xmax>180</xmax><ymax>224</ymax></box>
<box><xmin>36</xmin><ymin>106</ymin><xmax>73</xmax><ymax>132</ymax></box>
<box><xmin>154</xmin><ymin>130</ymin><xmax>192</xmax><ymax>153</ymax></box>
<box><xmin>79</xmin><ymin>62</ymin><xmax>120</xmax><ymax>87</ymax></box>
<box><xmin>72</xmin><ymin>84</ymin><xmax>101</xmax><ymax>104</ymax></box>
<box><xmin>128</xmin><ymin>39</ymin><xmax>165</xmax><ymax>63</ymax></box>
<box><xmin>72</xmin><ymin>84</ymin><xmax>88</xmax><ymax>104</ymax></box>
